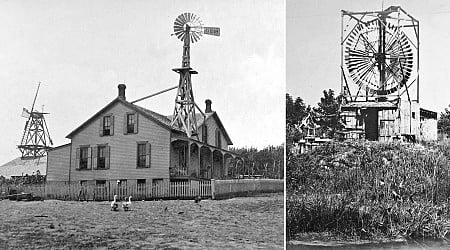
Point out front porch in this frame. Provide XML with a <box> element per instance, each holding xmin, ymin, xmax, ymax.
<box><xmin>169</xmin><ymin>136</ymin><xmax>243</xmax><ymax>180</ymax></box>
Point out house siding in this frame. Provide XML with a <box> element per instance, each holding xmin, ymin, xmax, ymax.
<box><xmin>69</xmin><ymin>102</ymin><xmax>170</xmax><ymax>182</ymax></box>
<box><xmin>198</xmin><ymin>115</ymin><xmax>229</xmax><ymax>150</ymax></box>
<box><xmin>47</xmin><ymin>144</ymin><xmax>71</xmax><ymax>182</ymax></box>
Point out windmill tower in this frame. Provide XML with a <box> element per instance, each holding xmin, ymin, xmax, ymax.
<box><xmin>340</xmin><ymin>6</ymin><xmax>419</xmax><ymax>141</ymax></box>
<box><xmin>18</xmin><ymin>82</ymin><xmax>53</xmax><ymax>159</ymax></box>
<box><xmin>171</xmin><ymin>13</ymin><xmax>220</xmax><ymax>139</ymax></box>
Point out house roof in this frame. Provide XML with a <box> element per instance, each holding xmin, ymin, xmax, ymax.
<box><xmin>167</xmin><ymin>112</ymin><xmax>233</xmax><ymax>145</ymax></box>
<box><xmin>66</xmin><ymin>98</ymin><xmax>232</xmax><ymax>145</ymax></box>
<box><xmin>67</xmin><ymin>98</ymin><xmax>179</xmax><ymax>138</ymax></box>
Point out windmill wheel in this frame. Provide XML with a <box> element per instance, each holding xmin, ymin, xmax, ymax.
<box><xmin>344</xmin><ymin>20</ymin><xmax>414</xmax><ymax>96</ymax></box>
<box><xmin>174</xmin><ymin>13</ymin><xmax>203</xmax><ymax>43</ymax></box>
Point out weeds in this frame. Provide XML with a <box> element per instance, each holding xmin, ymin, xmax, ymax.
<box><xmin>287</xmin><ymin>140</ymin><xmax>450</xmax><ymax>240</ymax></box>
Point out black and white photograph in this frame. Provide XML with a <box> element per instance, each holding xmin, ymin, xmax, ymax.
<box><xmin>0</xmin><ymin>0</ymin><xmax>284</xmax><ymax>248</ymax></box>
<box><xmin>287</xmin><ymin>0</ymin><xmax>450</xmax><ymax>249</ymax></box>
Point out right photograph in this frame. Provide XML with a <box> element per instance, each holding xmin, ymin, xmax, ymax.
<box><xmin>287</xmin><ymin>0</ymin><xmax>450</xmax><ymax>248</ymax></box>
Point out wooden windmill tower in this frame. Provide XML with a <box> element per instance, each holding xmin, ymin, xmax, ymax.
<box><xmin>171</xmin><ymin>13</ymin><xmax>220</xmax><ymax>139</ymax></box>
<box><xmin>340</xmin><ymin>6</ymin><xmax>420</xmax><ymax>141</ymax></box>
<box><xmin>18</xmin><ymin>82</ymin><xmax>53</xmax><ymax>159</ymax></box>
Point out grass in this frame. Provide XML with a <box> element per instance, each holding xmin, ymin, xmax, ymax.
<box><xmin>287</xmin><ymin>140</ymin><xmax>450</xmax><ymax>241</ymax></box>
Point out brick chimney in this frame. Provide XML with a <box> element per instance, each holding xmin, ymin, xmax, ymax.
<box><xmin>118</xmin><ymin>84</ymin><xmax>126</xmax><ymax>100</ymax></box>
<box><xmin>205</xmin><ymin>99</ymin><xmax>212</xmax><ymax>113</ymax></box>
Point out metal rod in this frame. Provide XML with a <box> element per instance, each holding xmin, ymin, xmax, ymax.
<box><xmin>130</xmin><ymin>86</ymin><xmax>178</xmax><ymax>104</ymax></box>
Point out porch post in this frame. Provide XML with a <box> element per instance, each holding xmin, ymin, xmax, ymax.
<box><xmin>187</xmin><ymin>142</ymin><xmax>191</xmax><ymax>176</ymax></box>
<box><xmin>197</xmin><ymin>144</ymin><xmax>201</xmax><ymax>177</ymax></box>
<box><xmin>210</xmin><ymin>150</ymin><xmax>214</xmax><ymax>179</ymax></box>
<box><xmin>221</xmin><ymin>152</ymin><xmax>225</xmax><ymax>179</ymax></box>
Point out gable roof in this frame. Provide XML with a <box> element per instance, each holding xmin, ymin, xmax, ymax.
<box><xmin>66</xmin><ymin>98</ymin><xmax>232</xmax><ymax>145</ymax></box>
<box><xmin>66</xmin><ymin>98</ymin><xmax>180</xmax><ymax>139</ymax></box>
<box><xmin>202</xmin><ymin>112</ymin><xmax>233</xmax><ymax>145</ymax></box>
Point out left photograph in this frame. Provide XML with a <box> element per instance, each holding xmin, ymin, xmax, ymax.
<box><xmin>0</xmin><ymin>0</ymin><xmax>285</xmax><ymax>249</ymax></box>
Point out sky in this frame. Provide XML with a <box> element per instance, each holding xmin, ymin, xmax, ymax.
<box><xmin>287</xmin><ymin>0</ymin><xmax>450</xmax><ymax>113</ymax></box>
<box><xmin>0</xmin><ymin>0</ymin><xmax>285</xmax><ymax>165</ymax></box>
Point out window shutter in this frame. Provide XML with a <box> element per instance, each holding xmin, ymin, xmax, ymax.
<box><xmin>134</xmin><ymin>113</ymin><xmax>139</xmax><ymax>134</ymax></box>
<box><xmin>110</xmin><ymin>115</ymin><xmax>115</xmax><ymax>135</ymax></box>
<box><xmin>75</xmin><ymin>148</ymin><xmax>80</xmax><ymax>170</ymax></box>
<box><xmin>92</xmin><ymin>146</ymin><xmax>98</xmax><ymax>169</ymax></box>
<box><xmin>87</xmin><ymin>147</ymin><xmax>92</xmax><ymax>170</ymax></box>
<box><xmin>123</xmin><ymin>113</ymin><xmax>128</xmax><ymax>135</ymax></box>
<box><xmin>99</xmin><ymin>118</ymin><xmax>104</xmax><ymax>137</ymax></box>
<box><xmin>145</xmin><ymin>143</ymin><xmax>151</xmax><ymax>168</ymax></box>
<box><xmin>106</xmin><ymin>146</ymin><xmax>110</xmax><ymax>169</ymax></box>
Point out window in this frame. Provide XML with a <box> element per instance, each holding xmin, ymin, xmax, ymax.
<box><xmin>137</xmin><ymin>143</ymin><xmax>146</xmax><ymax>168</ymax></box>
<box><xmin>137</xmin><ymin>179</ymin><xmax>146</xmax><ymax>184</ymax></box>
<box><xmin>79</xmin><ymin>147</ymin><xmax>89</xmax><ymax>169</ymax></box>
<box><xmin>124</xmin><ymin>112</ymin><xmax>138</xmax><ymax>134</ymax></box>
<box><xmin>202</xmin><ymin>125</ymin><xmax>208</xmax><ymax>143</ymax></box>
<box><xmin>103</xmin><ymin>116</ymin><xmax>111</xmax><ymax>135</ymax></box>
<box><xmin>127</xmin><ymin>114</ymin><xmax>135</xmax><ymax>133</ymax></box>
<box><xmin>97</xmin><ymin>146</ymin><xmax>106</xmax><ymax>169</ymax></box>
<box><xmin>412</xmin><ymin>112</ymin><xmax>416</xmax><ymax>119</ymax></box>
<box><xmin>100</xmin><ymin>115</ymin><xmax>114</xmax><ymax>136</ymax></box>
<box><xmin>137</xmin><ymin>142</ymin><xmax>151</xmax><ymax>168</ymax></box>
<box><xmin>96</xmin><ymin>180</ymin><xmax>106</xmax><ymax>185</ymax></box>
<box><xmin>215</xmin><ymin>129</ymin><xmax>222</xmax><ymax>148</ymax></box>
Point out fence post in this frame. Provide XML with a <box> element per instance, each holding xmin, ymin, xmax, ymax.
<box><xmin>211</xmin><ymin>179</ymin><xmax>216</xmax><ymax>200</ymax></box>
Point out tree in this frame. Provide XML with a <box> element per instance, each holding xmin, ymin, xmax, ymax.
<box><xmin>314</xmin><ymin>89</ymin><xmax>343</xmax><ymax>138</ymax></box>
<box><xmin>286</xmin><ymin>94</ymin><xmax>308</xmax><ymax>127</ymax></box>
<box><xmin>229</xmin><ymin>145</ymin><xmax>283</xmax><ymax>179</ymax></box>
<box><xmin>438</xmin><ymin>106</ymin><xmax>450</xmax><ymax>137</ymax></box>
<box><xmin>286</xmin><ymin>93</ymin><xmax>311</xmax><ymax>145</ymax></box>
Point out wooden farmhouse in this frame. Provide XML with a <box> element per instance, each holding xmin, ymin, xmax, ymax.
<box><xmin>46</xmin><ymin>84</ymin><xmax>243</xmax><ymax>186</ymax></box>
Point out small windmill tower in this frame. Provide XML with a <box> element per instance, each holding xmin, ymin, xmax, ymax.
<box><xmin>18</xmin><ymin>82</ymin><xmax>53</xmax><ymax>159</ymax></box>
<box><xmin>171</xmin><ymin>13</ymin><xmax>220</xmax><ymax>139</ymax></box>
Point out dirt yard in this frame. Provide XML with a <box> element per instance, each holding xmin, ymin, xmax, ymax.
<box><xmin>0</xmin><ymin>193</ymin><xmax>283</xmax><ymax>249</ymax></box>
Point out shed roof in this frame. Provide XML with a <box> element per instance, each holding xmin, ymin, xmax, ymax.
<box><xmin>341</xmin><ymin>101</ymin><xmax>398</xmax><ymax>110</ymax></box>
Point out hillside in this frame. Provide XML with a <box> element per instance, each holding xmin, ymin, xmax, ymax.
<box><xmin>0</xmin><ymin>156</ymin><xmax>47</xmax><ymax>178</ymax></box>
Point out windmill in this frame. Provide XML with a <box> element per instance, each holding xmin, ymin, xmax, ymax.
<box><xmin>18</xmin><ymin>82</ymin><xmax>53</xmax><ymax>159</ymax></box>
<box><xmin>171</xmin><ymin>13</ymin><xmax>220</xmax><ymax>139</ymax></box>
<box><xmin>340</xmin><ymin>6</ymin><xmax>419</xmax><ymax>141</ymax></box>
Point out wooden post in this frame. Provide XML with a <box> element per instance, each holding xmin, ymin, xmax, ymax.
<box><xmin>211</xmin><ymin>179</ymin><xmax>216</xmax><ymax>200</ymax></box>
<box><xmin>187</xmin><ymin>142</ymin><xmax>191</xmax><ymax>176</ymax></box>
<box><xmin>221</xmin><ymin>153</ymin><xmax>225</xmax><ymax>179</ymax></box>
<box><xmin>210</xmin><ymin>150</ymin><xmax>214</xmax><ymax>179</ymax></box>
<box><xmin>198</xmin><ymin>145</ymin><xmax>201</xmax><ymax>178</ymax></box>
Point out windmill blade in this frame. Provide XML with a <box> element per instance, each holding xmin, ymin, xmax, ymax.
<box><xmin>344</xmin><ymin>18</ymin><xmax>415</xmax><ymax>95</ymax></box>
<box><xmin>173</xmin><ymin>13</ymin><xmax>203</xmax><ymax>43</ymax></box>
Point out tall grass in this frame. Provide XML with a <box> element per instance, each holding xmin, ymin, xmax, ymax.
<box><xmin>287</xmin><ymin>140</ymin><xmax>450</xmax><ymax>240</ymax></box>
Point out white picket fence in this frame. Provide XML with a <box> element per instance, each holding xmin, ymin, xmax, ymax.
<box><xmin>0</xmin><ymin>179</ymin><xmax>283</xmax><ymax>201</ymax></box>
<box><xmin>1</xmin><ymin>179</ymin><xmax>212</xmax><ymax>201</ymax></box>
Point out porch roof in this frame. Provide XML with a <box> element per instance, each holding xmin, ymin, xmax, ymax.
<box><xmin>171</xmin><ymin>135</ymin><xmax>243</xmax><ymax>159</ymax></box>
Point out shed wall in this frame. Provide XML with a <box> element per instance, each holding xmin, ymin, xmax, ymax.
<box><xmin>47</xmin><ymin>144</ymin><xmax>71</xmax><ymax>182</ymax></box>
